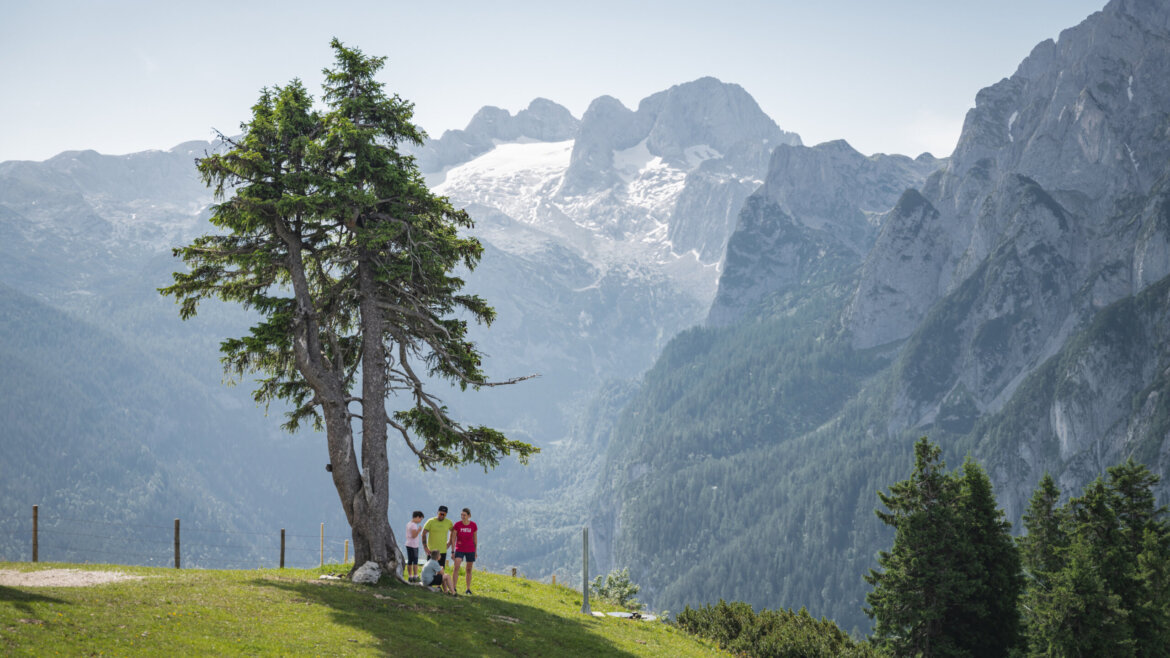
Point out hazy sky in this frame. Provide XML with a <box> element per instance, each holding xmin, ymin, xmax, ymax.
<box><xmin>1</xmin><ymin>1</ymin><xmax>1107</xmax><ymax>162</ymax></box>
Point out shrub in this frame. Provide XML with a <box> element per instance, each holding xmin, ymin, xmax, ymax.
<box><xmin>590</xmin><ymin>568</ymin><xmax>643</xmax><ymax>611</ymax></box>
<box><xmin>675</xmin><ymin>600</ymin><xmax>879</xmax><ymax>657</ymax></box>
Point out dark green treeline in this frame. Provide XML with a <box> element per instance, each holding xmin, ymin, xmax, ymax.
<box><xmin>866</xmin><ymin>438</ymin><xmax>1170</xmax><ymax>658</ymax></box>
<box><xmin>676</xmin><ymin>439</ymin><xmax>1170</xmax><ymax>657</ymax></box>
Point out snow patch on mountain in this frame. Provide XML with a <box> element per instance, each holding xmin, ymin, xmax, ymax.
<box><xmin>613</xmin><ymin>139</ymin><xmax>656</xmax><ymax>183</ymax></box>
<box><xmin>684</xmin><ymin>144</ymin><xmax>722</xmax><ymax>168</ymax></box>
<box><xmin>620</xmin><ymin>161</ymin><xmax>686</xmax><ymax>219</ymax></box>
<box><xmin>434</xmin><ymin>138</ymin><xmax>714</xmax><ymax>274</ymax></box>
<box><xmin>434</xmin><ymin>140</ymin><xmax>572</xmax><ymax>224</ymax></box>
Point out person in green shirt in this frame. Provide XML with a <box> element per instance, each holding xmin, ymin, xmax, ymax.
<box><xmin>420</xmin><ymin>505</ymin><xmax>454</xmax><ymax>567</ymax></box>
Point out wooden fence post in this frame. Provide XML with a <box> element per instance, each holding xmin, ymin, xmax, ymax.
<box><xmin>581</xmin><ymin>526</ymin><xmax>591</xmax><ymax>615</ymax></box>
<box><xmin>32</xmin><ymin>505</ymin><xmax>38</xmax><ymax>563</ymax></box>
<box><xmin>552</xmin><ymin>574</ymin><xmax>556</xmax><ymax>586</ymax></box>
<box><xmin>280</xmin><ymin>529</ymin><xmax>286</xmax><ymax>568</ymax></box>
<box><xmin>344</xmin><ymin>539</ymin><xmax>349</xmax><ymax>564</ymax></box>
<box><xmin>174</xmin><ymin>519</ymin><xmax>181</xmax><ymax>569</ymax></box>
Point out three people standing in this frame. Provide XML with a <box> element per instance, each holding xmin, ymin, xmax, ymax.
<box><xmin>413</xmin><ymin>505</ymin><xmax>478</xmax><ymax>595</ymax></box>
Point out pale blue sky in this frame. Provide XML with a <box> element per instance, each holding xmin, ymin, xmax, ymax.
<box><xmin>1</xmin><ymin>0</ymin><xmax>1107</xmax><ymax>162</ymax></box>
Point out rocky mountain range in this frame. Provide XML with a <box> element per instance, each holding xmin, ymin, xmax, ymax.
<box><xmin>590</xmin><ymin>0</ymin><xmax>1170</xmax><ymax>633</ymax></box>
<box><xmin>847</xmin><ymin>0</ymin><xmax>1170</xmax><ymax>515</ymax></box>
<box><xmin>416</xmin><ymin>77</ymin><xmax>801</xmax><ymax>442</ymax></box>
<box><xmin>4</xmin><ymin>0</ymin><xmax>1163</xmax><ymax>636</ymax></box>
<box><xmin>708</xmin><ymin>140</ymin><xmax>940</xmax><ymax>326</ymax></box>
<box><xmin>0</xmin><ymin>76</ymin><xmax>800</xmax><ymax>574</ymax></box>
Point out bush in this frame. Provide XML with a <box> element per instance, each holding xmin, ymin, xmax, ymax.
<box><xmin>590</xmin><ymin>568</ymin><xmax>643</xmax><ymax>611</ymax></box>
<box><xmin>675</xmin><ymin>600</ymin><xmax>879</xmax><ymax>658</ymax></box>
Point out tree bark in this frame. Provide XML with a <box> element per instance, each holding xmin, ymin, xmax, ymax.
<box><xmin>350</xmin><ymin>245</ymin><xmax>403</xmax><ymax>577</ymax></box>
<box><xmin>278</xmin><ymin>220</ymin><xmax>401</xmax><ymax>579</ymax></box>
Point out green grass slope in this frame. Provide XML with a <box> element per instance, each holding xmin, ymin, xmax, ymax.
<box><xmin>0</xmin><ymin>562</ymin><xmax>724</xmax><ymax>656</ymax></box>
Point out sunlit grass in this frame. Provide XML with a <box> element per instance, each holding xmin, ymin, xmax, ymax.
<box><xmin>0</xmin><ymin>562</ymin><xmax>724</xmax><ymax>656</ymax></box>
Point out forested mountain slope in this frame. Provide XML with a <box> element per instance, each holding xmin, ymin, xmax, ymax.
<box><xmin>0</xmin><ymin>77</ymin><xmax>801</xmax><ymax>578</ymax></box>
<box><xmin>430</xmin><ymin>78</ymin><xmax>801</xmax><ymax>445</ymax></box>
<box><xmin>0</xmin><ymin>284</ymin><xmax>338</xmax><ymax>565</ymax></box>
<box><xmin>592</xmin><ymin>0</ymin><xmax>1170</xmax><ymax>633</ymax></box>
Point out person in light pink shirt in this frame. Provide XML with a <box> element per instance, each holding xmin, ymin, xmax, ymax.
<box><xmin>404</xmin><ymin>510</ymin><xmax>423</xmax><ymax>583</ymax></box>
<box><xmin>450</xmin><ymin>507</ymin><xmax>478</xmax><ymax>595</ymax></box>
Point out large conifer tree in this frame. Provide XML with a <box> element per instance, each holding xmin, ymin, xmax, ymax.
<box><xmin>161</xmin><ymin>41</ymin><xmax>535</xmax><ymax>576</ymax></box>
<box><xmin>948</xmin><ymin>458</ymin><xmax>1022</xmax><ymax>655</ymax></box>
<box><xmin>1025</xmin><ymin>480</ymin><xmax>1131</xmax><ymax>656</ymax></box>
<box><xmin>1019</xmin><ymin>473</ymin><xmax>1067</xmax><ymax>581</ymax></box>
<box><xmin>865</xmin><ymin>438</ymin><xmax>964</xmax><ymax>657</ymax></box>
<box><xmin>1022</xmin><ymin>462</ymin><xmax>1170</xmax><ymax>656</ymax></box>
<box><xmin>1019</xmin><ymin>472</ymin><xmax>1070</xmax><ymax>653</ymax></box>
<box><xmin>865</xmin><ymin>438</ymin><xmax>1022</xmax><ymax>657</ymax></box>
<box><xmin>1106</xmin><ymin>459</ymin><xmax>1170</xmax><ymax>655</ymax></box>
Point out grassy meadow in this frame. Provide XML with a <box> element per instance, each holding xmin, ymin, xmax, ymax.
<box><xmin>0</xmin><ymin>562</ymin><xmax>724</xmax><ymax>656</ymax></box>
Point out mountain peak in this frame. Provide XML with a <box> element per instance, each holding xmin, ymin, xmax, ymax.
<box><xmin>948</xmin><ymin>0</ymin><xmax>1170</xmax><ymax>203</ymax></box>
<box><xmin>562</xmin><ymin>80</ymin><xmax>800</xmax><ymax>196</ymax></box>
<box><xmin>464</xmin><ymin>105</ymin><xmax>513</xmax><ymax>135</ymax></box>
<box><xmin>462</xmin><ymin>99</ymin><xmax>579</xmax><ymax>143</ymax></box>
<box><xmin>407</xmin><ymin>98</ymin><xmax>579</xmax><ymax>175</ymax></box>
<box><xmin>639</xmin><ymin>77</ymin><xmax>800</xmax><ymax>163</ymax></box>
<box><xmin>1104</xmin><ymin>0</ymin><xmax>1170</xmax><ymax>30</ymax></box>
<box><xmin>581</xmin><ymin>95</ymin><xmax>635</xmax><ymax>120</ymax></box>
<box><xmin>814</xmin><ymin>139</ymin><xmax>857</xmax><ymax>152</ymax></box>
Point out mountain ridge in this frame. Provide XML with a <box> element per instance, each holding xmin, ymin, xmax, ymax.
<box><xmin>0</xmin><ymin>76</ymin><xmax>807</xmax><ymax>588</ymax></box>
<box><xmin>590</xmin><ymin>0</ymin><xmax>1170</xmax><ymax>633</ymax></box>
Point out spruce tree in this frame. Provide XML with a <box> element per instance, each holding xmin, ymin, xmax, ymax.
<box><xmin>866</xmin><ymin>439</ymin><xmax>1023</xmax><ymax>657</ymax></box>
<box><xmin>1132</xmin><ymin>527</ymin><xmax>1170</xmax><ymax>656</ymax></box>
<box><xmin>1019</xmin><ymin>473</ymin><xmax>1066</xmax><ymax>580</ymax></box>
<box><xmin>948</xmin><ymin>458</ymin><xmax>1022</xmax><ymax>655</ymax></box>
<box><xmin>1027</xmin><ymin>534</ymin><xmax>1130</xmax><ymax>657</ymax></box>
<box><xmin>1019</xmin><ymin>473</ymin><xmax>1069</xmax><ymax>653</ymax></box>
<box><xmin>1021</xmin><ymin>461</ymin><xmax>1170</xmax><ymax>657</ymax></box>
<box><xmin>1104</xmin><ymin>461</ymin><xmax>1170</xmax><ymax>656</ymax></box>
<box><xmin>161</xmin><ymin>41</ymin><xmax>535</xmax><ymax>577</ymax></box>
<box><xmin>865</xmin><ymin>438</ymin><xmax>965</xmax><ymax>657</ymax></box>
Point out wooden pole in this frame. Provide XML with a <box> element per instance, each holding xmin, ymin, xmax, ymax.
<box><xmin>280</xmin><ymin>529</ymin><xmax>285</xmax><ymax>569</ymax></box>
<box><xmin>174</xmin><ymin>519</ymin><xmax>181</xmax><ymax>569</ymax></box>
<box><xmin>344</xmin><ymin>539</ymin><xmax>349</xmax><ymax>564</ymax></box>
<box><xmin>32</xmin><ymin>505</ymin><xmax>38</xmax><ymax>563</ymax></box>
<box><xmin>552</xmin><ymin>574</ymin><xmax>556</xmax><ymax>586</ymax></box>
<box><xmin>581</xmin><ymin>526</ymin><xmax>591</xmax><ymax>615</ymax></box>
<box><xmin>320</xmin><ymin>523</ymin><xmax>324</xmax><ymax>568</ymax></box>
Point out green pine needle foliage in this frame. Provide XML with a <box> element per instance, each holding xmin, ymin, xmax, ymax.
<box><xmin>591</xmin><ymin>567</ymin><xmax>644</xmax><ymax>611</ymax></box>
<box><xmin>676</xmin><ymin>599</ymin><xmax>878</xmax><ymax>657</ymax></box>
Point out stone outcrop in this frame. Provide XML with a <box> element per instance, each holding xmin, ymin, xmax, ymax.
<box><xmin>709</xmin><ymin>140</ymin><xmax>940</xmax><ymax>325</ymax></box>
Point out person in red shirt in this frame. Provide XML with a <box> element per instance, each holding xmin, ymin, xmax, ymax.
<box><xmin>451</xmin><ymin>507</ymin><xmax>478</xmax><ymax>595</ymax></box>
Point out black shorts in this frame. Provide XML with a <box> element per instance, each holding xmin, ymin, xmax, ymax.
<box><xmin>454</xmin><ymin>551</ymin><xmax>476</xmax><ymax>563</ymax></box>
<box><xmin>428</xmin><ymin>573</ymin><xmax>443</xmax><ymax>587</ymax></box>
<box><xmin>406</xmin><ymin>546</ymin><xmax>419</xmax><ymax>565</ymax></box>
<box><xmin>437</xmin><ymin>552</ymin><xmax>447</xmax><ymax>566</ymax></box>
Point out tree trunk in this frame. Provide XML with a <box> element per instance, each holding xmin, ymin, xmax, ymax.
<box><xmin>280</xmin><ymin>221</ymin><xmax>402</xmax><ymax>580</ymax></box>
<box><xmin>320</xmin><ymin>385</ymin><xmax>401</xmax><ymax>579</ymax></box>
<box><xmin>349</xmin><ymin>246</ymin><xmax>403</xmax><ymax>578</ymax></box>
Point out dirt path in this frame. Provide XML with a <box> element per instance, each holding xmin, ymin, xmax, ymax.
<box><xmin>0</xmin><ymin>569</ymin><xmax>144</xmax><ymax>587</ymax></box>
